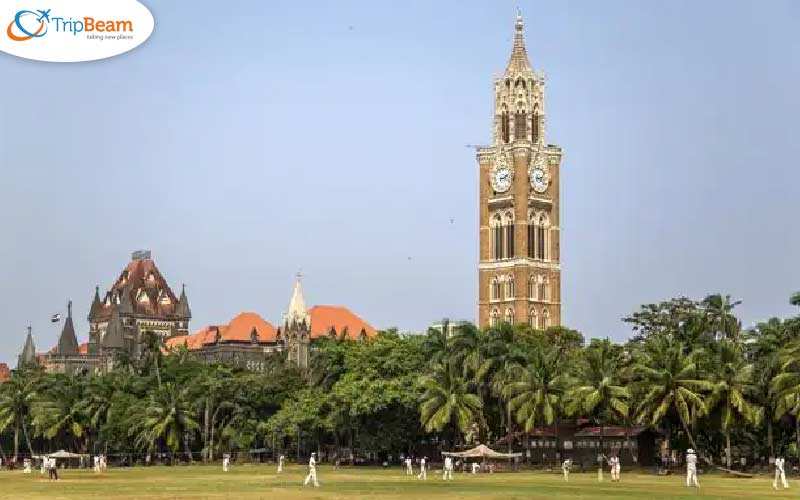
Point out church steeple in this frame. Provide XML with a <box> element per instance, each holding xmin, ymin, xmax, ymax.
<box><xmin>505</xmin><ymin>11</ymin><xmax>533</xmax><ymax>76</ymax></box>
<box><xmin>284</xmin><ymin>272</ymin><xmax>310</xmax><ymax>369</ymax></box>
<box><xmin>56</xmin><ymin>300</ymin><xmax>79</xmax><ymax>355</ymax></box>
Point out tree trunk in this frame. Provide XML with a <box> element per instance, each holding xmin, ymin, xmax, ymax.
<box><xmin>13</xmin><ymin>421</ymin><xmax>20</xmax><ymax>459</ymax></box>
<box><xmin>795</xmin><ymin>416</ymin><xmax>800</xmax><ymax>461</ymax></box>
<box><xmin>725</xmin><ymin>431</ymin><xmax>731</xmax><ymax>468</ymax></box>
<box><xmin>679</xmin><ymin>416</ymin><xmax>703</xmax><ymax>463</ymax></box>
<box><xmin>768</xmin><ymin>418</ymin><xmax>774</xmax><ymax>459</ymax></box>
<box><xmin>203</xmin><ymin>398</ymin><xmax>210</xmax><ymax>462</ymax></box>
<box><xmin>184</xmin><ymin>432</ymin><xmax>192</xmax><ymax>463</ymax></box>
<box><xmin>22</xmin><ymin>422</ymin><xmax>34</xmax><ymax>457</ymax></box>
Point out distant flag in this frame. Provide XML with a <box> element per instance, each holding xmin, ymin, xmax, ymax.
<box><xmin>50</xmin><ymin>313</ymin><xmax>61</xmax><ymax>323</ymax></box>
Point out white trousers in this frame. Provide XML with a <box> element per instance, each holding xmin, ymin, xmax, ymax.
<box><xmin>686</xmin><ymin>467</ymin><xmax>699</xmax><ymax>487</ymax></box>
<box><xmin>417</xmin><ymin>468</ymin><xmax>426</xmax><ymax>480</ymax></box>
<box><xmin>443</xmin><ymin>467</ymin><xmax>453</xmax><ymax>480</ymax></box>
<box><xmin>563</xmin><ymin>469</ymin><xmax>569</xmax><ymax>481</ymax></box>
<box><xmin>277</xmin><ymin>463</ymin><xmax>283</xmax><ymax>473</ymax></box>
<box><xmin>406</xmin><ymin>464</ymin><xmax>413</xmax><ymax>475</ymax></box>
<box><xmin>774</xmin><ymin>469</ymin><xmax>789</xmax><ymax>489</ymax></box>
<box><xmin>304</xmin><ymin>468</ymin><xmax>319</xmax><ymax>487</ymax></box>
<box><xmin>611</xmin><ymin>465</ymin><xmax>620</xmax><ymax>481</ymax></box>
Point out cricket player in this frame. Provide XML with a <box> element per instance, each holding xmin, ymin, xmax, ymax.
<box><xmin>405</xmin><ymin>457</ymin><xmax>413</xmax><ymax>475</ymax></box>
<box><xmin>277</xmin><ymin>454</ymin><xmax>285</xmax><ymax>473</ymax></box>
<box><xmin>686</xmin><ymin>448</ymin><xmax>699</xmax><ymax>488</ymax></box>
<box><xmin>609</xmin><ymin>454</ymin><xmax>620</xmax><ymax>482</ymax></box>
<box><xmin>303</xmin><ymin>452</ymin><xmax>319</xmax><ymax>487</ymax></box>
<box><xmin>774</xmin><ymin>456</ymin><xmax>789</xmax><ymax>490</ymax></box>
<box><xmin>562</xmin><ymin>458</ymin><xmax>572</xmax><ymax>482</ymax></box>
<box><xmin>443</xmin><ymin>456</ymin><xmax>454</xmax><ymax>480</ymax></box>
<box><xmin>472</xmin><ymin>462</ymin><xmax>480</xmax><ymax>474</ymax></box>
<box><xmin>93</xmin><ymin>455</ymin><xmax>100</xmax><ymax>472</ymax></box>
<box><xmin>222</xmin><ymin>454</ymin><xmax>230</xmax><ymax>472</ymax></box>
<box><xmin>23</xmin><ymin>458</ymin><xmax>31</xmax><ymax>474</ymax></box>
<box><xmin>417</xmin><ymin>457</ymin><xmax>427</xmax><ymax>480</ymax></box>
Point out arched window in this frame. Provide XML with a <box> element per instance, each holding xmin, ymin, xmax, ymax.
<box><xmin>539</xmin><ymin>275</ymin><xmax>548</xmax><ymax>301</ymax></box>
<box><xmin>490</xmin><ymin>309</ymin><xmax>500</xmax><ymax>327</ymax></box>
<box><xmin>535</xmin><ymin>213</ymin><xmax>549</xmax><ymax>260</ymax></box>
<box><xmin>505</xmin><ymin>308</ymin><xmax>515</xmax><ymax>325</ymax></box>
<box><xmin>528</xmin><ymin>275</ymin><xmax>537</xmax><ymax>300</ymax></box>
<box><xmin>529</xmin><ymin>308</ymin><xmax>538</xmax><ymax>329</ymax></box>
<box><xmin>515</xmin><ymin>109</ymin><xmax>527</xmax><ymax>141</ymax></box>
<box><xmin>501</xmin><ymin>110</ymin><xmax>510</xmax><ymax>144</ymax></box>
<box><xmin>542</xmin><ymin>309</ymin><xmax>550</xmax><ymax>329</ymax></box>
<box><xmin>490</xmin><ymin>277</ymin><xmax>501</xmax><ymax>301</ymax></box>
<box><xmin>506</xmin><ymin>275</ymin><xmax>515</xmax><ymax>300</ymax></box>
<box><xmin>491</xmin><ymin>214</ymin><xmax>503</xmax><ymax>259</ymax></box>
<box><xmin>503</xmin><ymin>212</ymin><xmax>514</xmax><ymax>259</ymax></box>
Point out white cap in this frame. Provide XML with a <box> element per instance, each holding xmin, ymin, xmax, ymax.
<box><xmin>687</xmin><ymin>449</ymin><xmax>694</xmax><ymax>454</ymax></box>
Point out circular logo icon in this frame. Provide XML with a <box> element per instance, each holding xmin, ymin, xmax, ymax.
<box><xmin>7</xmin><ymin>11</ymin><xmax>49</xmax><ymax>42</ymax></box>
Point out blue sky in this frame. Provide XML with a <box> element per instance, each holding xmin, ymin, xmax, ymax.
<box><xmin>1</xmin><ymin>0</ymin><xmax>799</xmax><ymax>364</ymax></box>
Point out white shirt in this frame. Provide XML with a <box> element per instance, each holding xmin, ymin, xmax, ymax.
<box><xmin>309</xmin><ymin>456</ymin><xmax>316</xmax><ymax>469</ymax></box>
<box><xmin>444</xmin><ymin>457</ymin><xmax>452</xmax><ymax>469</ymax></box>
<box><xmin>686</xmin><ymin>453</ymin><xmax>697</xmax><ymax>469</ymax></box>
<box><xmin>776</xmin><ymin>458</ymin><xmax>785</xmax><ymax>472</ymax></box>
<box><xmin>420</xmin><ymin>458</ymin><xmax>426</xmax><ymax>468</ymax></box>
<box><xmin>562</xmin><ymin>459</ymin><xmax>571</xmax><ymax>470</ymax></box>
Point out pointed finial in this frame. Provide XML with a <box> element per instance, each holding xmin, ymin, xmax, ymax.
<box><xmin>296</xmin><ymin>270</ymin><xmax>303</xmax><ymax>281</ymax></box>
<box><xmin>506</xmin><ymin>10</ymin><xmax>532</xmax><ymax>74</ymax></box>
<box><xmin>67</xmin><ymin>300</ymin><xmax>72</xmax><ymax>317</ymax></box>
<box><xmin>27</xmin><ymin>325</ymin><xmax>32</xmax><ymax>335</ymax></box>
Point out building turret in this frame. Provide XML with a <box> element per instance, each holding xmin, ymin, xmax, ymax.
<box><xmin>17</xmin><ymin>326</ymin><xmax>37</xmax><ymax>369</ymax></box>
<box><xmin>103</xmin><ymin>306</ymin><xmax>127</xmax><ymax>351</ymax></box>
<box><xmin>56</xmin><ymin>301</ymin><xmax>79</xmax><ymax>355</ymax></box>
<box><xmin>284</xmin><ymin>273</ymin><xmax>310</xmax><ymax>368</ymax></box>
<box><xmin>175</xmin><ymin>284</ymin><xmax>191</xmax><ymax>335</ymax></box>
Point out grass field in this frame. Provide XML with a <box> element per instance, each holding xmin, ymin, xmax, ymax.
<box><xmin>0</xmin><ymin>465</ymin><xmax>791</xmax><ymax>499</ymax></box>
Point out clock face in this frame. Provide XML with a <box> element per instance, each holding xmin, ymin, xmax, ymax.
<box><xmin>492</xmin><ymin>166</ymin><xmax>512</xmax><ymax>193</ymax></box>
<box><xmin>531</xmin><ymin>168</ymin><xmax>548</xmax><ymax>193</ymax></box>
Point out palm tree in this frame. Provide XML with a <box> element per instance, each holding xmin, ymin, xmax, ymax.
<box><xmin>30</xmin><ymin>374</ymin><xmax>87</xmax><ymax>451</ymax></box>
<box><xmin>129</xmin><ymin>383</ymin><xmax>199</xmax><ymax>460</ymax></box>
<box><xmin>770</xmin><ymin>336</ymin><xmax>800</xmax><ymax>458</ymax></box>
<box><xmin>745</xmin><ymin>318</ymin><xmax>792</xmax><ymax>459</ymax></box>
<box><xmin>0</xmin><ymin>369</ymin><xmax>40</xmax><ymax>458</ymax></box>
<box><xmin>422</xmin><ymin>320</ymin><xmax>451</xmax><ymax>368</ymax></box>
<box><xmin>502</xmin><ymin>346</ymin><xmax>564</xmax><ymax>459</ymax></box>
<box><xmin>631</xmin><ymin>335</ymin><xmax>710</xmax><ymax>456</ymax></box>
<box><xmin>139</xmin><ymin>330</ymin><xmax>165</xmax><ymax>388</ymax></box>
<box><xmin>419</xmin><ymin>363</ymin><xmax>482</xmax><ymax>447</ymax></box>
<box><xmin>79</xmin><ymin>374</ymin><xmax>121</xmax><ymax>453</ymax></box>
<box><xmin>706</xmin><ymin>339</ymin><xmax>762</xmax><ymax>467</ymax></box>
<box><xmin>563</xmin><ymin>339</ymin><xmax>629</xmax><ymax>459</ymax></box>
<box><xmin>703</xmin><ymin>294</ymin><xmax>742</xmax><ymax>341</ymax></box>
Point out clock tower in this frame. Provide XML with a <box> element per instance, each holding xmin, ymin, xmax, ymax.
<box><xmin>478</xmin><ymin>13</ymin><xmax>562</xmax><ymax>329</ymax></box>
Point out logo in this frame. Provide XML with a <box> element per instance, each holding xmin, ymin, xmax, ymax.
<box><xmin>7</xmin><ymin>9</ymin><xmax>50</xmax><ymax>41</ymax></box>
<box><xmin>0</xmin><ymin>1</ymin><xmax>154</xmax><ymax>62</ymax></box>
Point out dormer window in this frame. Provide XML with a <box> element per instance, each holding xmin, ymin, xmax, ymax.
<box><xmin>158</xmin><ymin>290</ymin><xmax>171</xmax><ymax>305</ymax></box>
<box><xmin>250</xmin><ymin>327</ymin><xmax>259</xmax><ymax>343</ymax></box>
<box><xmin>136</xmin><ymin>289</ymin><xmax>150</xmax><ymax>304</ymax></box>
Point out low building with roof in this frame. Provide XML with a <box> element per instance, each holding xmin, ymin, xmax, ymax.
<box><xmin>0</xmin><ymin>363</ymin><xmax>9</xmax><ymax>383</ymax></box>
<box><xmin>165</xmin><ymin>274</ymin><xmax>377</xmax><ymax>371</ymax></box>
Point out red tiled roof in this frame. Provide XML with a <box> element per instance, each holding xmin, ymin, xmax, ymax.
<box><xmin>94</xmin><ymin>258</ymin><xmax>180</xmax><ymax>320</ymax></box>
<box><xmin>78</xmin><ymin>343</ymin><xmax>88</xmax><ymax>355</ymax></box>
<box><xmin>309</xmin><ymin>305</ymin><xmax>377</xmax><ymax>340</ymax></box>
<box><xmin>0</xmin><ymin>363</ymin><xmax>9</xmax><ymax>383</ymax></box>
<box><xmin>167</xmin><ymin>313</ymin><xmax>276</xmax><ymax>351</ymax></box>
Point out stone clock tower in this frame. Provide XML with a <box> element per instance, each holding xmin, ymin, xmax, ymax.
<box><xmin>478</xmin><ymin>13</ymin><xmax>562</xmax><ymax>329</ymax></box>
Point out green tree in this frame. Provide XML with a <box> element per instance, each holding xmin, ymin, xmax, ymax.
<box><xmin>419</xmin><ymin>363</ymin><xmax>482</xmax><ymax>446</ymax></box>
<box><xmin>128</xmin><ymin>383</ymin><xmax>199</xmax><ymax>460</ymax></box>
<box><xmin>0</xmin><ymin>369</ymin><xmax>40</xmax><ymax>457</ymax></box>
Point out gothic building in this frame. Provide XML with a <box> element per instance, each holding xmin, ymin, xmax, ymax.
<box><xmin>18</xmin><ymin>251</ymin><xmax>191</xmax><ymax>375</ymax></box>
<box><xmin>478</xmin><ymin>14</ymin><xmax>562</xmax><ymax>329</ymax></box>
<box><xmin>165</xmin><ymin>274</ymin><xmax>377</xmax><ymax>371</ymax></box>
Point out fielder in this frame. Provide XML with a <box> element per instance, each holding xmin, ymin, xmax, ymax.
<box><xmin>93</xmin><ymin>455</ymin><xmax>100</xmax><ymax>473</ymax></box>
<box><xmin>609</xmin><ymin>454</ymin><xmax>621</xmax><ymax>482</ymax></box>
<box><xmin>443</xmin><ymin>456</ymin><xmax>453</xmax><ymax>480</ymax></box>
<box><xmin>562</xmin><ymin>458</ymin><xmax>572</xmax><ymax>482</ymax></box>
<box><xmin>774</xmin><ymin>456</ymin><xmax>789</xmax><ymax>490</ymax></box>
<box><xmin>222</xmin><ymin>454</ymin><xmax>230</xmax><ymax>472</ymax></box>
<box><xmin>277</xmin><ymin>454</ymin><xmax>284</xmax><ymax>473</ymax></box>
<box><xmin>405</xmin><ymin>457</ymin><xmax>413</xmax><ymax>475</ymax></box>
<box><xmin>303</xmin><ymin>452</ymin><xmax>319</xmax><ymax>487</ymax></box>
<box><xmin>417</xmin><ymin>457</ymin><xmax>427</xmax><ymax>480</ymax></box>
<box><xmin>471</xmin><ymin>462</ymin><xmax>480</xmax><ymax>474</ymax></box>
<box><xmin>685</xmin><ymin>448</ymin><xmax>699</xmax><ymax>489</ymax></box>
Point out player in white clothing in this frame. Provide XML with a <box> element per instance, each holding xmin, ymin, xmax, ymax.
<box><xmin>774</xmin><ymin>456</ymin><xmax>789</xmax><ymax>490</ymax></box>
<box><xmin>417</xmin><ymin>457</ymin><xmax>427</xmax><ymax>480</ymax></box>
<box><xmin>443</xmin><ymin>456</ymin><xmax>454</xmax><ymax>480</ymax></box>
<box><xmin>562</xmin><ymin>458</ymin><xmax>572</xmax><ymax>482</ymax></box>
<box><xmin>277</xmin><ymin>454</ymin><xmax>285</xmax><ymax>473</ymax></box>
<box><xmin>685</xmin><ymin>449</ymin><xmax>700</xmax><ymax>488</ymax></box>
<box><xmin>405</xmin><ymin>457</ymin><xmax>413</xmax><ymax>475</ymax></box>
<box><xmin>609</xmin><ymin>454</ymin><xmax>621</xmax><ymax>482</ymax></box>
<box><xmin>303</xmin><ymin>452</ymin><xmax>319</xmax><ymax>487</ymax></box>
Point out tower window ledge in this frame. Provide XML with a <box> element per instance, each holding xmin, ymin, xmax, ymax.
<box><xmin>488</xmin><ymin>195</ymin><xmax>513</xmax><ymax>206</ymax></box>
<box><xmin>528</xmin><ymin>196</ymin><xmax>552</xmax><ymax>205</ymax></box>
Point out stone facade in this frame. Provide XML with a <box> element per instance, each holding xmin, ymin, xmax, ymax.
<box><xmin>478</xmin><ymin>14</ymin><xmax>562</xmax><ymax>329</ymax></box>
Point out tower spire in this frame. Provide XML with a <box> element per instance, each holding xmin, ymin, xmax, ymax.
<box><xmin>56</xmin><ymin>299</ymin><xmax>79</xmax><ymax>355</ymax></box>
<box><xmin>506</xmin><ymin>10</ymin><xmax>532</xmax><ymax>75</ymax></box>
<box><xmin>285</xmin><ymin>272</ymin><xmax>309</xmax><ymax>327</ymax></box>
